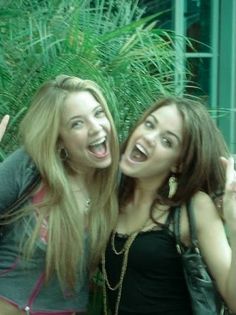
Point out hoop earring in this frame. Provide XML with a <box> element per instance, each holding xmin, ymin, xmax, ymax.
<box><xmin>168</xmin><ymin>176</ymin><xmax>177</xmax><ymax>198</ymax></box>
<box><xmin>59</xmin><ymin>147</ymin><xmax>69</xmax><ymax>161</ymax></box>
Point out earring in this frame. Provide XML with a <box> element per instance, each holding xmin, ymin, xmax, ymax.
<box><xmin>168</xmin><ymin>176</ymin><xmax>177</xmax><ymax>198</ymax></box>
<box><xmin>59</xmin><ymin>147</ymin><xmax>69</xmax><ymax>161</ymax></box>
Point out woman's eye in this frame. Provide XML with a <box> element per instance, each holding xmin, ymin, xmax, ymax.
<box><xmin>144</xmin><ymin>120</ymin><xmax>154</xmax><ymax>129</ymax></box>
<box><xmin>95</xmin><ymin>108</ymin><xmax>105</xmax><ymax>117</ymax></box>
<box><xmin>162</xmin><ymin>137</ymin><xmax>172</xmax><ymax>147</ymax></box>
<box><xmin>71</xmin><ymin>120</ymin><xmax>83</xmax><ymax>128</ymax></box>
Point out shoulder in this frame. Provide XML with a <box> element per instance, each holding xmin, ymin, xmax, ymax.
<box><xmin>178</xmin><ymin>191</ymin><xmax>220</xmax><ymax>246</ymax></box>
<box><xmin>191</xmin><ymin>191</ymin><xmax>221</xmax><ymax>232</ymax></box>
<box><xmin>192</xmin><ymin>190</ymin><xmax>214</xmax><ymax>208</ymax></box>
<box><xmin>0</xmin><ymin>147</ymin><xmax>37</xmax><ymax>181</ymax></box>
<box><xmin>0</xmin><ymin>147</ymin><xmax>40</xmax><ymax>211</ymax></box>
<box><xmin>1</xmin><ymin>147</ymin><xmax>32</xmax><ymax>167</ymax></box>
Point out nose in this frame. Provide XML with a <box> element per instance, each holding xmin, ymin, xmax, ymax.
<box><xmin>143</xmin><ymin>131</ymin><xmax>157</xmax><ymax>147</ymax></box>
<box><xmin>88</xmin><ymin>118</ymin><xmax>103</xmax><ymax>135</ymax></box>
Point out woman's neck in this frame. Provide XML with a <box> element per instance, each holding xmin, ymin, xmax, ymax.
<box><xmin>66</xmin><ymin>159</ymin><xmax>96</xmax><ymax>182</ymax></box>
<box><xmin>133</xmin><ymin>177</ymin><xmax>163</xmax><ymax>204</ymax></box>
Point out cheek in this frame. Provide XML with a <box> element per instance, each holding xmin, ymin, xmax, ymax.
<box><xmin>152</xmin><ymin>153</ymin><xmax>177</xmax><ymax>170</ymax></box>
<box><xmin>162</xmin><ymin>154</ymin><xmax>179</xmax><ymax>165</ymax></box>
<box><xmin>104</xmin><ymin>119</ymin><xmax>112</xmax><ymax>133</ymax></box>
<box><xmin>62</xmin><ymin>133</ymin><xmax>84</xmax><ymax>150</ymax></box>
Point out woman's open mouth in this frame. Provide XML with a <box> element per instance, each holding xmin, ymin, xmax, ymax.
<box><xmin>130</xmin><ymin>143</ymin><xmax>148</xmax><ymax>162</ymax></box>
<box><xmin>88</xmin><ymin>136</ymin><xmax>109</xmax><ymax>158</ymax></box>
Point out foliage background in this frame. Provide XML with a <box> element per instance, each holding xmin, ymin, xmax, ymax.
<box><xmin>0</xmin><ymin>0</ymin><xmax>181</xmax><ymax>161</ymax></box>
<box><xmin>0</xmin><ymin>1</ymin><xmax>190</xmax><ymax>313</ymax></box>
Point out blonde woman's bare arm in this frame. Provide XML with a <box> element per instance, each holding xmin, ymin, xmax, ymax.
<box><xmin>0</xmin><ymin>115</ymin><xmax>10</xmax><ymax>142</ymax></box>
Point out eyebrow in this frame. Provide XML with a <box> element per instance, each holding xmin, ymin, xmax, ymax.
<box><xmin>66</xmin><ymin>105</ymin><xmax>102</xmax><ymax>125</ymax></box>
<box><xmin>149</xmin><ymin>113</ymin><xmax>182</xmax><ymax>144</ymax></box>
<box><xmin>67</xmin><ymin>115</ymin><xmax>81</xmax><ymax>123</ymax></box>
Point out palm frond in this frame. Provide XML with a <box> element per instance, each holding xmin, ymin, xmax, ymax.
<box><xmin>0</xmin><ymin>0</ymin><xmax>183</xmax><ymax>154</ymax></box>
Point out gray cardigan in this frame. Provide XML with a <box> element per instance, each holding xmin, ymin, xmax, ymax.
<box><xmin>0</xmin><ymin>148</ymin><xmax>88</xmax><ymax>313</ymax></box>
<box><xmin>0</xmin><ymin>148</ymin><xmax>39</xmax><ymax>214</ymax></box>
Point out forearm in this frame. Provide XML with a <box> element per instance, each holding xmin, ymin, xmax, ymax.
<box><xmin>225</xmin><ymin>231</ymin><xmax>236</xmax><ymax>312</ymax></box>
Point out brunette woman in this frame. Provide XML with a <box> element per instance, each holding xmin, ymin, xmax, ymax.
<box><xmin>102</xmin><ymin>97</ymin><xmax>236</xmax><ymax>315</ymax></box>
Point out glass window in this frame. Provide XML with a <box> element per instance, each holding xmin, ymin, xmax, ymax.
<box><xmin>184</xmin><ymin>0</ymin><xmax>212</xmax><ymax>52</ymax></box>
<box><xmin>138</xmin><ymin>0</ymin><xmax>175</xmax><ymax>30</ymax></box>
<box><xmin>185</xmin><ymin>57</ymin><xmax>211</xmax><ymax>102</ymax></box>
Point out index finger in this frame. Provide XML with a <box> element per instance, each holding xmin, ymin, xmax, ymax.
<box><xmin>225</xmin><ymin>156</ymin><xmax>235</xmax><ymax>187</ymax></box>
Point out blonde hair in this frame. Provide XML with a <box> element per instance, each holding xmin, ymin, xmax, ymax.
<box><xmin>19</xmin><ymin>75</ymin><xmax>119</xmax><ymax>288</ymax></box>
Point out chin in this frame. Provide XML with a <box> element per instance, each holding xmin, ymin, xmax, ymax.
<box><xmin>95</xmin><ymin>157</ymin><xmax>112</xmax><ymax>169</ymax></box>
<box><xmin>120</xmin><ymin>163</ymin><xmax>131</xmax><ymax>176</ymax></box>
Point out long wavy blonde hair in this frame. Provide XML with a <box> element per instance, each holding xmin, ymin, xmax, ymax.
<box><xmin>19</xmin><ymin>75</ymin><xmax>119</xmax><ymax>288</ymax></box>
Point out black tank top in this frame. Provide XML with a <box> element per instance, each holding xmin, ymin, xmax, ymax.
<box><xmin>104</xmin><ymin>217</ymin><xmax>192</xmax><ymax>315</ymax></box>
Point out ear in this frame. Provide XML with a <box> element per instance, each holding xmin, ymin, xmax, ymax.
<box><xmin>171</xmin><ymin>163</ymin><xmax>182</xmax><ymax>174</ymax></box>
<box><xmin>57</xmin><ymin>138</ymin><xmax>64</xmax><ymax>150</ymax></box>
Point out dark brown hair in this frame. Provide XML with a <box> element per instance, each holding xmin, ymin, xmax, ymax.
<box><xmin>119</xmin><ymin>97</ymin><xmax>229</xmax><ymax>212</ymax></box>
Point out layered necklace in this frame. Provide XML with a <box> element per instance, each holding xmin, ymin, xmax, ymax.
<box><xmin>102</xmin><ymin>220</ymin><xmax>148</xmax><ymax>315</ymax></box>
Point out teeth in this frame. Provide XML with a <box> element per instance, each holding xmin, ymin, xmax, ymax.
<box><xmin>90</xmin><ymin>137</ymin><xmax>106</xmax><ymax>146</ymax></box>
<box><xmin>136</xmin><ymin>144</ymin><xmax>148</xmax><ymax>156</ymax></box>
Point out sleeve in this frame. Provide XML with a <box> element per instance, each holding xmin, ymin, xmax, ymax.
<box><xmin>0</xmin><ymin>148</ymin><xmax>35</xmax><ymax>215</ymax></box>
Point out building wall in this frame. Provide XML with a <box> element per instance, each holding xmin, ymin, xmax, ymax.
<box><xmin>217</xmin><ymin>0</ymin><xmax>236</xmax><ymax>152</ymax></box>
<box><xmin>139</xmin><ymin>0</ymin><xmax>236</xmax><ymax>152</ymax></box>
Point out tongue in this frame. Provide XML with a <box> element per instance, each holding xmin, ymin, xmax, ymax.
<box><xmin>130</xmin><ymin>147</ymin><xmax>147</xmax><ymax>162</ymax></box>
<box><xmin>89</xmin><ymin>143</ymin><xmax>106</xmax><ymax>157</ymax></box>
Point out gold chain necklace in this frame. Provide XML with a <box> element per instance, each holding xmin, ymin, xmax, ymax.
<box><xmin>110</xmin><ymin>230</ymin><xmax>129</xmax><ymax>255</ymax></box>
<box><xmin>102</xmin><ymin>219</ymin><xmax>150</xmax><ymax>315</ymax></box>
<box><xmin>102</xmin><ymin>231</ymin><xmax>138</xmax><ymax>315</ymax></box>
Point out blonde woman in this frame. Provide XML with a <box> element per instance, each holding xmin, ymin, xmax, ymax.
<box><xmin>0</xmin><ymin>75</ymin><xmax>119</xmax><ymax>315</ymax></box>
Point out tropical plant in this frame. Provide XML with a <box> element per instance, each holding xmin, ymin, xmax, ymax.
<box><xmin>0</xmin><ymin>1</ymin><xmax>188</xmax><ymax>313</ymax></box>
<box><xmin>0</xmin><ymin>0</ymin><xmax>181</xmax><ymax>160</ymax></box>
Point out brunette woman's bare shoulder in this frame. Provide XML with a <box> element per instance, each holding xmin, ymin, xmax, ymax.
<box><xmin>191</xmin><ymin>191</ymin><xmax>222</xmax><ymax>233</ymax></box>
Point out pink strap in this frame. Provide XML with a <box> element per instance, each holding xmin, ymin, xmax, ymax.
<box><xmin>31</xmin><ymin>185</ymin><xmax>48</xmax><ymax>244</ymax></box>
<box><xmin>32</xmin><ymin>186</ymin><xmax>46</xmax><ymax>204</ymax></box>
